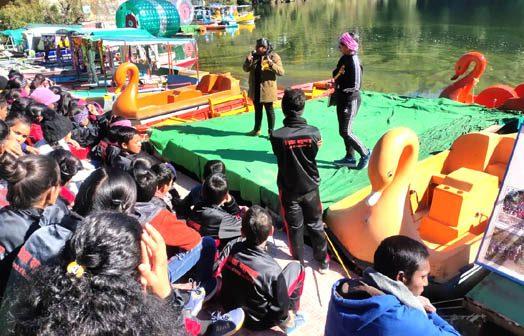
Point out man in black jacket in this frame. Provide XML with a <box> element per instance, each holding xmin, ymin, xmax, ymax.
<box><xmin>270</xmin><ymin>88</ymin><xmax>329</xmax><ymax>272</ymax></box>
<box><xmin>221</xmin><ymin>206</ymin><xmax>305</xmax><ymax>333</ymax></box>
<box><xmin>189</xmin><ymin>173</ymin><xmax>242</xmax><ymax>246</ymax></box>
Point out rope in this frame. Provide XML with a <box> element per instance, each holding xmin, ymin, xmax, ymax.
<box><xmin>324</xmin><ymin>231</ymin><xmax>352</xmax><ymax>279</ymax></box>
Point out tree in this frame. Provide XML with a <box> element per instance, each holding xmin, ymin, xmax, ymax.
<box><xmin>0</xmin><ymin>0</ymin><xmax>85</xmax><ymax>29</ymax></box>
<box><xmin>0</xmin><ymin>0</ymin><xmax>47</xmax><ymax>29</ymax></box>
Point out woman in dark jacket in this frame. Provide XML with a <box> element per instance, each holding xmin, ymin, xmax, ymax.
<box><xmin>332</xmin><ymin>32</ymin><xmax>370</xmax><ymax>169</ymax></box>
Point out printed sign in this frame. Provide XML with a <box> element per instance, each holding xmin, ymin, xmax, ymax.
<box><xmin>477</xmin><ymin>125</ymin><xmax>524</xmax><ymax>284</ymax></box>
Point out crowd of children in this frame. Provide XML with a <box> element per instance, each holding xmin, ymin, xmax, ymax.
<box><xmin>0</xmin><ymin>68</ymin><xmax>460</xmax><ymax>336</ymax></box>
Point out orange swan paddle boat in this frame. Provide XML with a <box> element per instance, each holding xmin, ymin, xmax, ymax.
<box><xmin>326</xmin><ymin>127</ymin><xmax>516</xmax><ymax>297</ymax></box>
<box><xmin>440</xmin><ymin>51</ymin><xmax>524</xmax><ymax>111</ymax></box>
<box><xmin>112</xmin><ymin>62</ymin><xmax>243</xmax><ymax>123</ymax></box>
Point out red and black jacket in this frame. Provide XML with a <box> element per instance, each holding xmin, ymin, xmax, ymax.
<box><xmin>220</xmin><ymin>241</ymin><xmax>290</xmax><ymax>330</ymax></box>
<box><xmin>270</xmin><ymin>115</ymin><xmax>321</xmax><ymax>198</ymax></box>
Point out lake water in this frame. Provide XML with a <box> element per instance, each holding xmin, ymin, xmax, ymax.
<box><xmin>196</xmin><ymin>0</ymin><xmax>524</xmax><ymax>97</ymax></box>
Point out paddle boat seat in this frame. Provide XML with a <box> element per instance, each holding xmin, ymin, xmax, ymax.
<box><xmin>419</xmin><ymin>132</ymin><xmax>515</xmax><ymax>245</ymax></box>
<box><xmin>485</xmin><ymin>134</ymin><xmax>516</xmax><ymax>182</ymax></box>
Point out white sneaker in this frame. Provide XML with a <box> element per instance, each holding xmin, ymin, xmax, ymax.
<box><xmin>184</xmin><ymin>287</ymin><xmax>206</xmax><ymax>317</ymax></box>
<box><xmin>207</xmin><ymin>308</ymin><xmax>245</xmax><ymax>336</ymax></box>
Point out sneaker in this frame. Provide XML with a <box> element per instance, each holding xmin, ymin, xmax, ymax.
<box><xmin>206</xmin><ymin>308</ymin><xmax>245</xmax><ymax>336</ymax></box>
<box><xmin>283</xmin><ymin>311</ymin><xmax>306</xmax><ymax>335</ymax></box>
<box><xmin>246</xmin><ymin>129</ymin><xmax>261</xmax><ymax>136</ymax></box>
<box><xmin>333</xmin><ymin>156</ymin><xmax>358</xmax><ymax>168</ymax></box>
<box><xmin>204</xmin><ymin>277</ymin><xmax>219</xmax><ymax>302</ymax></box>
<box><xmin>184</xmin><ymin>286</ymin><xmax>206</xmax><ymax>317</ymax></box>
<box><xmin>356</xmin><ymin>150</ymin><xmax>371</xmax><ymax>170</ymax></box>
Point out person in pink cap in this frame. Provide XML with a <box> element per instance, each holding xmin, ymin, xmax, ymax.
<box><xmin>332</xmin><ymin>32</ymin><xmax>370</xmax><ymax>170</ymax></box>
<box><xmin>30</xmin><ymin>87</ymin><xmax>61</xmax><ymax>110</ymax></box>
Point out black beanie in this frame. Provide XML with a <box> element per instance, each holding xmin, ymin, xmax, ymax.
<box><xmin>0</xmin><ymin>76</ymin><xmax>8</xmax><ymax>91</ymax></box>
<box><xmin>42</xmin><ymin>113</ymin><xmax>73</xmax><ymax>144</ymax></box>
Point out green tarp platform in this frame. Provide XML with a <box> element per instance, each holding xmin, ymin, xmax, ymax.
<box><xmin>150</xmin><ymin>91</ymin><xmax>519</xmax><ymax>213</ymax></box>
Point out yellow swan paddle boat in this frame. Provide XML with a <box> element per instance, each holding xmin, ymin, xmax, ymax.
<box><xmin>112</xmin><ymin>62</ymin><xmax>243</xmax><ymax>123</ymax></box>
<box><xmin>327</xmin><ymin>127</ymin><xmax>516</xmax><ymax>293</ymax></box>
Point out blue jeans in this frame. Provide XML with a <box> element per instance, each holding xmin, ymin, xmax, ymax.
<box><xmin>168</xmin><ymin>236</ymin><xmax>216</xmax><ymax>285</ymax></box>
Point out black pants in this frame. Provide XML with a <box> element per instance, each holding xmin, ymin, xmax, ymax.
<box><xmin>282</xmin><ymin>262</ymin><xmax>305</xmax><ymax>312</ymax></box>
<box><xmin>279</xmin><ymin>188</ymin><xmax>327</xmax><ymax>264</ymax></box>
<box><xmin>254</xmin><ymin>102</ymin><xmax>275</xmax><ymax>133</ymax></box>
<box><xmin>336</xmin><ymin>93</ymin><xmax>369</xmax><ymax>158</ymax></box>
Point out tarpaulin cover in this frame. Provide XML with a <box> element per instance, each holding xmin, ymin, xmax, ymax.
<box><xmin>150</xmin><ymin>92</ymin><xmax>519</xmax><ymax>212</ymax></box>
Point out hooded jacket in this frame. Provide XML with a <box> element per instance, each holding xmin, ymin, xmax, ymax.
<box><xmin>325</xmin><ymin>279</ymin><xmax>460</xmax><ymax>336</ymax></box>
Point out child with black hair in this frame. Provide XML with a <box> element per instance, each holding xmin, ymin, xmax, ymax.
<box><xmin>5</xmin><ymin>111</ymin><xmax>39</xmax><ymax>155</ymax></box>
<box><xmin>70</xmin><ymin>106</ymin><xmax>100</xmax><ymax>148</ymax></box>
<box><xmin>151</xmin><ymin>162</ymin><xmax>177</xmax><ymax>212</ymax></box>
<box><xmin>29</xmin><ymin>74</ymin><xmax>47</xmax><ymax>91</ymax></box>
<box><xmin>189</xmin><ymin>173</ymin><xmax>242</xmax><ymax>245</ymax></box>
<box><xmin>10</xmin><ymin>212</ymin><xmax>245</xmax><ymax>336</ymax></box>
<box><xmin>25</xmin><ymin>102</ymin><xmax>51</xmax><ymax>146</ymax></box>
<box><xmin>270</xmin><ymin>88</ymin><xmax>328</xmax><ymax>272</ymax></box>
<box><xmin>48</xmin><ymin>148</ymin><xmax>82</xmax><ymax>210</ymax></box>
<box><xmin>325</xmin><ymin>236</ymin><xmax>459</xmax><ymax>336</ymax></box>
<box><xmin>106</xmin><ymin>125</ymin><xmax>142</xmax><ymax>171</ymax></box>
<box><xmin>177</xmin><ymin>160</ymin><xmax>227</xmax><ymax>218</ymax></box>
<box><xmin>6</xmin><ymin>75</ymin><xmax>30</xmax><ymax>97</ymax></box>
<box><xmin>36</xmin><ymin>112</ymin><xmax>85</xmax><ymax>157</ymax></box>
<box><xmin>0</xmin><ymin>154</ymin><xmax>64</xmax><ymax>297</ymax></box>
<box><xmin>221</xmin><ymin>205</ymin><xmax>306</xmax><ymax>333</ymax></box>
<box><xmin>8</xmin><ymin>97</ymin><xmax>34</xmax><ymax>115</ymax></box>
<box><xmin>130</xmin><ymin>157</ymin><xmax>219</xmax><ymax>300</ymax></box>
<box><xmin>4</xmin><ymin>167</ymin><xmax>139</xmax><ymax>292</ymax></box>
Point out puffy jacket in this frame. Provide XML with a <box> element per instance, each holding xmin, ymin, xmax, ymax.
<box><xmin>220</xmin><ymin>241</ymin><xmax>290</xmax><ymax>330</ymax></box>
<box><xmin>325</xmin><ymin>279</ymin><xmax>461</xmax><ymax>336</ymax></box>
<box><xmin>189</xmin><ymin>198</ymin><xmax>241</xmax><ymax>240</ymax></box>
<box><xmin>0</xmin><ymin>205</ymin><xmax>68</xmax><ymax>297</ymax></box>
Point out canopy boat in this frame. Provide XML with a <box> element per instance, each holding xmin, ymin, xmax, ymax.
<box><xmin>327</xmin><ymin>128</ymin><xmax>516</xmax><ymax>299</ymax></box>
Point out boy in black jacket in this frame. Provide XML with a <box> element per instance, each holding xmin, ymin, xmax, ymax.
<box><xmin>270</xmin><ymin>88</ymin><xmax>329</xmax><ymax>272</ymax></box>
<box><xmin>189</xmin><ymin>173</ymin><xmax>242</xmax><ymax>246</ymax></box>
<box><xmin>221</xmin><ymin>206</ymin><xmax>305</xmax><ymax>333</ymax></box>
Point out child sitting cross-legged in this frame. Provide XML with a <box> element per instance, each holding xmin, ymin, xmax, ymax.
<box><xmin>220</xmin><ymin>205</ymin><xmax>306</xmax><ymax>334</ymax></box>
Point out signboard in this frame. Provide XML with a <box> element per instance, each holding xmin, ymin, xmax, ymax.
<box><xmin>477</xmin><ymin>125</ymin><xmax>524</xmax><ymax>284</ymax></box>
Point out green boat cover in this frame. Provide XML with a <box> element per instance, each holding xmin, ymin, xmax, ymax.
<box><xmin>466</xmin><ymin>273</ymin><xmax>524</xmax><ymax>327</ymax></box>
<box><xmin>150</xmin><ymin>92</ymin><xmax>520</xmax><ymax>212</ymax></box>
<box><xmin>0</xmin><ymin>29</ymin><xmax>25</xmax><ymax>47</ymax></box>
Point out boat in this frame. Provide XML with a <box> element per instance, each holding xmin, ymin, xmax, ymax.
<box><xmin>234</xmin><ymin>5</ymin><xmax>256</xmax><ymax>25</ymax></box>
<box><xmin>326</xmin><ymin>127</ymin><xmax>516</xmax><ymax>298</ymax></box>
<box><xmin>440</xmin><ymin>51</ymin><xmax>524</xmax><ymax>112</ymax></box>
<box><xmin>112</xmin><ymin>62</ymin><xmax>246</xmax><ymax>123</ymax></box>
